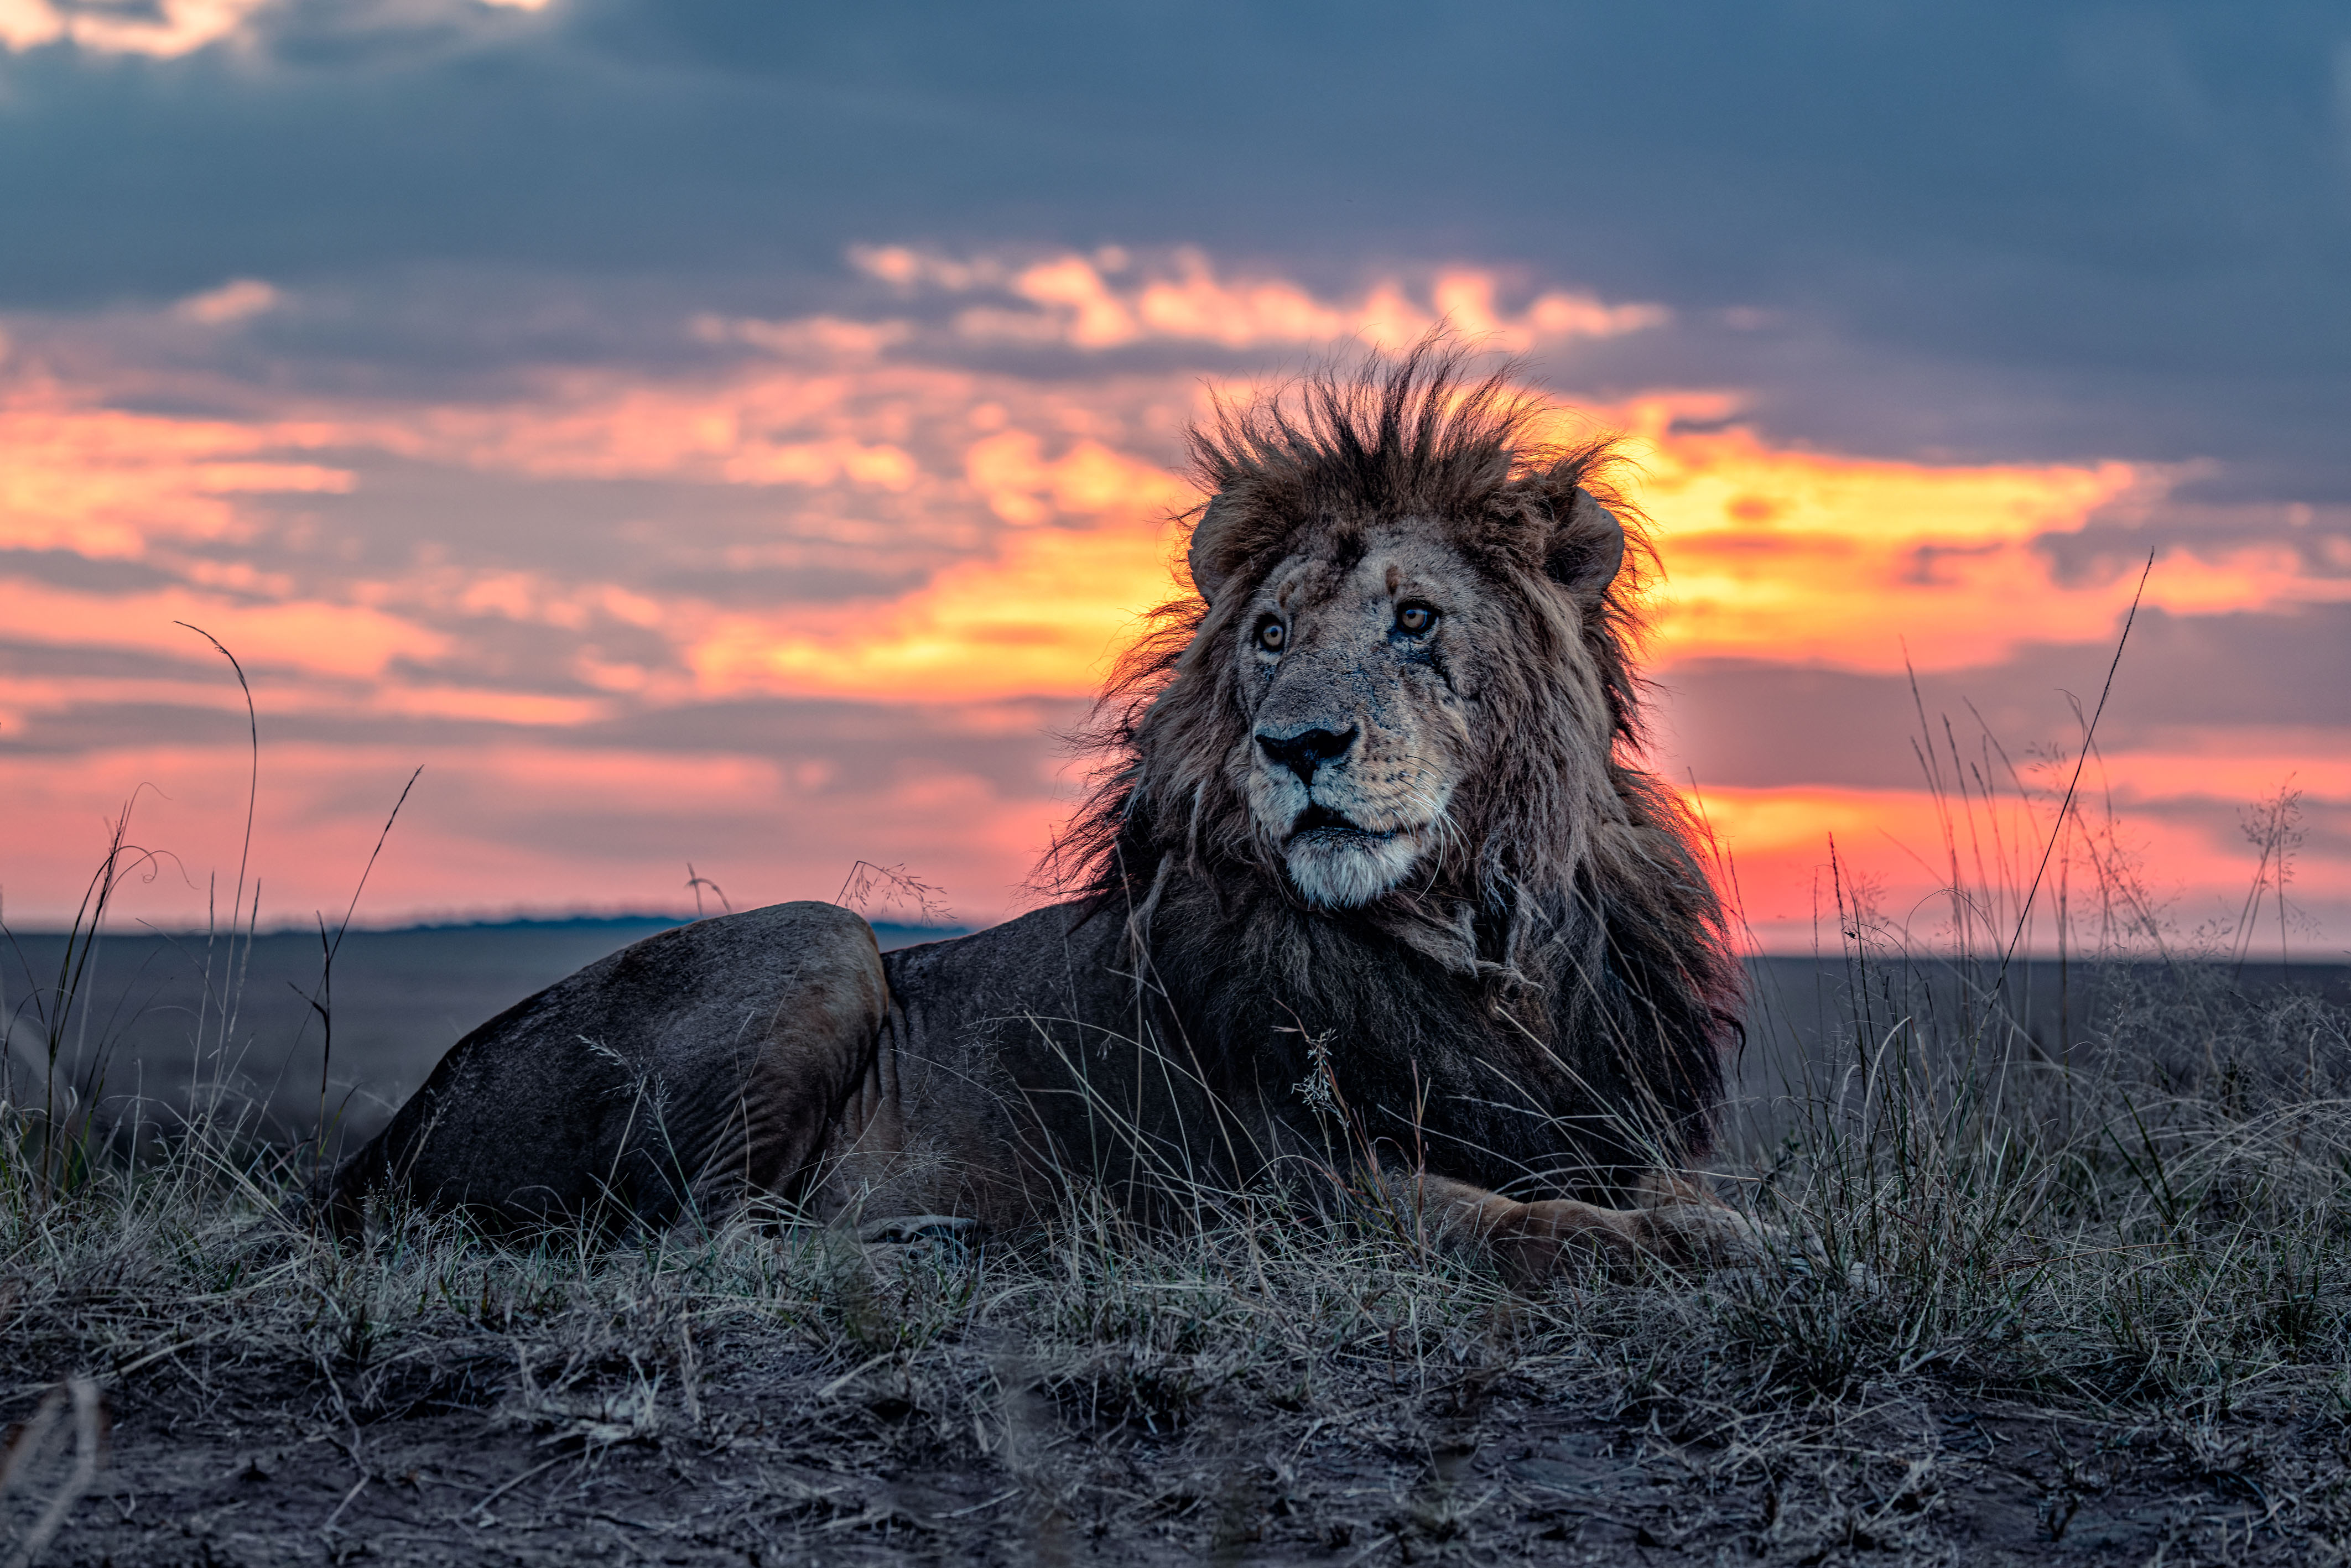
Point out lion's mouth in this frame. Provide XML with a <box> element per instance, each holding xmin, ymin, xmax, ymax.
<box><xmin>1277</xmin><ymin>802</ymin><xmax>1427</xmax><ymax>907</ymax></box>
<box><xmin>1287</xmin><ymin>803</ymin><xmax>1402</xmax><ymax>847</ymax></box>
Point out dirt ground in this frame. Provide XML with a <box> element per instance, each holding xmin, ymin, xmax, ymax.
<box><xmin>9</xmin><ymin>956</ymin><xmax>2348</xmax><ymax>1565</ymax></box>
<box><xmin>8</xmin><ymin>1316</ymin><xmax>2338</xmax><ymax>1567</ymax></box>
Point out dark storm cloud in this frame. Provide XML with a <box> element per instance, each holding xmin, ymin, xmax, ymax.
<box><xmin>230</xmin><ymin>458</ymin><xmax>931</xmax><ymax>590</ymax></box>
<box><xmin>2046</xmin><ymin>502</ymin><xmax>2351</xmax><ymax>583</ymax></box>
<box><xmin>1656</xmin><ymin>605</ymin><xmax>2351</xmax><ymax>793</ymax></box>
<box><xmin>3</xmin><ymin>1</ymin><xmax>2347</xmax><ymax>484</ymax></box>
<box><xmin>582</xmin><ymin>696</ymin><xmax>1089</xmax><ymax>799</ymax></box>
<box><xmin>0</xmin><ymin>637</ymin><xmax>220</xmax><ymax>685</ymax></box>
<box><xmin>0</xmin><ymin>550</ymin><xmax>185</xmax><ymax>596</ymax></box>
<box><xmin>0</xmin><ymin>689</ymin><xmax>1084</xmax><ymax>802</ymax></box>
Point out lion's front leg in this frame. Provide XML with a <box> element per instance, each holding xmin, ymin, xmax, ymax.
<box><xmin>1414</xmin><ymin>1172</ymin><xmax>1770</xmax><ymax>1284</ymax></box>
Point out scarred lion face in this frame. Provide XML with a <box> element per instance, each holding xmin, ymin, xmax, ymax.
<box><xmin>1232</xmin><ymin>526</ymin><xmax>1485</xmax><ymax>908</ymax></box>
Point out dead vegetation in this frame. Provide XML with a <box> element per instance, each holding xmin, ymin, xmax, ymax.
<box><xmin>2</xmin><ymin>935</ymin><xmax>2348</xmax><ymax>1565</ymax></box>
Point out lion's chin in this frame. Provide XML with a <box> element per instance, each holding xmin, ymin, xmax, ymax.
<box><xmin>1282</xmin><ymin>827</ymin><xmax>1423</xmax><ymax>909</ymax></box>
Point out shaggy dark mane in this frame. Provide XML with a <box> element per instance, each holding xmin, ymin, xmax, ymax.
<box><xmin>1041</xmin><ymin>337</ymin><xmax>1743</xmax><ymax>1192</ymax></box>
<box><xmin>1049</xmin><ymin>339</ymin><xmax>1655</xmax><ymax>904</ymax></box>
<box><xmin>1188</xmin><ymin>341</ymin><xmax>1560</xmax><ymax>543</ymax></box>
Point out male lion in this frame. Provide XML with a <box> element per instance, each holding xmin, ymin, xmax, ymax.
<box><xmin>331</xmin><ymin>343</ymin><xmax>1754</xmax><ymax>1277</ymax></box>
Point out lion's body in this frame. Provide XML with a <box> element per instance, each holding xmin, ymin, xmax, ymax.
<box><xmin>334</xmin><ymin>345</ymin><xmax>1751</xmax><ymax>1272</ymax></box>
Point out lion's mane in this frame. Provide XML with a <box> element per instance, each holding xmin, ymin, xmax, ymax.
<box><xmin>1049</xmin><ymin>341</ymin><xmax>1745</xmax><ymax>1197</ymax></box>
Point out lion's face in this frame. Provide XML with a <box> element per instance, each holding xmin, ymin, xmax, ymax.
<box><xmin>1231</xmin><ymin>525</ymin><xmax>1487</xmax><ymax>908</ymax></box>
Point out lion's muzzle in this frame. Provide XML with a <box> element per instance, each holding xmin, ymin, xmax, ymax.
<box><xmin>1255</xmin><ymin>724</ymin><xmax>1359</xmax><ymax>784</ymax></box>
<box><xmin>1252</xmin><ymin>722</ymin><xmax>1442</xmax><ymax>909</ymax></box>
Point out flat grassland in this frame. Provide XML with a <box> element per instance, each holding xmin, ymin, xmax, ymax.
<box><xmin>4</xmin><ymin>939</ymin><xmax>2347</xmax><ymax>1567</ymax></box>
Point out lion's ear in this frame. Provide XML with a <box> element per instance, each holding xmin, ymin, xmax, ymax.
<box><xmin>1543</xmin><ymin>487</ymin><xmax>1626</xmax><ymax>605</ymax></box>
<box><xmin>1185</xmin><ymin>498</ymin><xmax>1241</xmax><ymax>608</ymax></box>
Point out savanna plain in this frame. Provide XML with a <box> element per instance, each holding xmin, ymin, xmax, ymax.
<box><xmin>4</xmin><ymin>749</ymin><xmax>2349</xmax><ymax>1567</ymax></box>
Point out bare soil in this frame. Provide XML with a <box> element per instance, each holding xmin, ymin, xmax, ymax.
<box><xmin>13</xmin><ymin>1302</ymin><xmax>2342</xmax><ymax>1567</ymax></box>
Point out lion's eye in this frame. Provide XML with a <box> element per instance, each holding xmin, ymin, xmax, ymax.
<box><xmin>1396</xmin><ymin>603</ymin><xmax>1435</xmax><ymax>635</ymax></box>
<box><xmin>1256</xmin><ymin>619</ymin><xmax>1287</xmax><ymax>653</ymax></box>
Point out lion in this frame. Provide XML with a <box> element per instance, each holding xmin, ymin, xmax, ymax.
<box><xmin>329</xmin><ymin>341</ymin><xmax>1756</xmax><ymax>1278</ymax></box>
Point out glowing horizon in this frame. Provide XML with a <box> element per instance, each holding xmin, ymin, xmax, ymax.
<box><xmin>3</xmin><ymin>246</ymin><xmax>2344</xmax><ymax>954</ymax></box>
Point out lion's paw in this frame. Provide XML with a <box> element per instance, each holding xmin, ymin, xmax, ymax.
<box><xmin>1637</xmin><ymin>1200</ymin><xmax>1781</xmax><ymax>1268</ymax></box>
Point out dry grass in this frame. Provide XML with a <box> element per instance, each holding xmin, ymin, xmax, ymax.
<box><xmin>2</xmin><ymin>944</ymin><xmax>2348</xmax><ymax>1564</ymax></box>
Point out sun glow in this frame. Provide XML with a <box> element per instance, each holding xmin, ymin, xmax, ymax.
<box><xmin>2</xmin><ymin>244</ymin><xmax>2344</xmax><ymax>935</ymax></box>
<box><xmin>0</xmin><ymin>383</ymin><xmax>349</xmax><ymax>556</ymax></box>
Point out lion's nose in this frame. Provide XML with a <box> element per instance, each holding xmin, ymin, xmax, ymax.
<box><xmin>1256</xmin><ymin>725</ymin><xmax>1359</xmax><ymax>786</ymax></box>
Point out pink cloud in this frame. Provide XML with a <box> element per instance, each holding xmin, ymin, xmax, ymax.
<box><xmin>845</xmin><ymin>243</ymin><xmax>1671</xmax><ymax>353</ymax></box>
<box><xmin>3</xmin><ymin>244</ymin><xmax>2344</xmax><ymax>942</ymax></box>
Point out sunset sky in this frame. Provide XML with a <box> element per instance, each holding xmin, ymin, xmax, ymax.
<box><xmin>2</xmin><ymin>2</ymin><xmax>2347</xmax><ymax>954</ymax></box>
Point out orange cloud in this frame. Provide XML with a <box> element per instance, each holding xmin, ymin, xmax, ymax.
<box><xmin>382</xmin><ymin>375</ymin><xmax>928</xmax><ymax>485</ymax></box>
<box><xmin>6</xmin><ymin>244</ymin><xmax>2348</xmax><ymax>934</ymax></box>
<box><xmin>2090</xmin><ymin>727</ymin><xmax>2351</xmax><ymax>803</ymax></box>
<box><xmin>1509</xmin><ymin>403</ymin><xmax>2350</xmax><ymax>674</ymax></box>
<box><xmin>963</xmin><ymin>430</ymin><xmax>1194</xmax><ymax>527</ymax></box>
<box><xmin>689</xmin><ymin>515</ymin><xmax>1183</xmax><ymax>701</ymax></box>
<box><xmin>0</xmin><ymin>0</ymin><xmax>540</xmax><ymax>55</ymax></box>
<box><xmin>0</xmin><ymin>579</ymin><xmax>445</xmax><ymax>677</ymax></box>
<box><xmin>848</xmin><ymin>244</ymin><xmax>1669</xmax><ymax>353</ymax></box>
<box><xmin>254</xmin><ymin>343</ymin><xmax>2330</xmax><ymax>715</ymax></box>
<box><xmin>1622</xmin><ymin>417</ymin><xmax>2146</xmax><ymax>669</ymax></box>
<box><xmin>661</xmin><ymin>394</ymin><xmax>2175</xmax><ymax>702</ymax></box>
<box><xmin>174</xmin><ymin>279</ymin><xmax>282</xmax><ymax>326</ymax></box>
<box><xmin>0</xmin><ymin>0</ymin><xmax>268</xmax><ymax>54</ymax></box>
<box><xmin>0</xmin><ymin>382</ymin><xmax>349</xmax><ymax>556</ymax></box>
